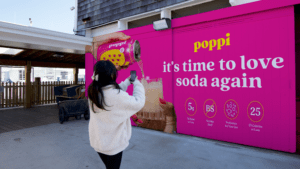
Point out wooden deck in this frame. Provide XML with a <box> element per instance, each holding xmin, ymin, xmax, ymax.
<box><xmin>0</xmin><ymin>104</ymin><xmax>62</xmax><ymax>134</ymax></box>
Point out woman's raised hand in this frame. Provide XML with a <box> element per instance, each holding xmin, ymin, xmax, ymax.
<box><xmin>126</xmin><ymin>75</ymin><xmax>138</xmax><ymax>82</ymax></box>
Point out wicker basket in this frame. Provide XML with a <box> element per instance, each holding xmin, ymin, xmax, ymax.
<box><xmin>136</xmin><ymin>110</ymin><xmax>176</xmax><ymax>133</ymax></box>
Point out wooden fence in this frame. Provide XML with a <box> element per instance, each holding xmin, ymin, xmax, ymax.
<box><xmin>0</xmin><ymin>81</ymin><xmax>85</xmax><ymax>108</ymax></box>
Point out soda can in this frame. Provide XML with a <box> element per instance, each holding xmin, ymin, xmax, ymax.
<box><xmin>97</xmin><ymin>39</ymin><xmax>141</xmax><ymax>66</ymax></box>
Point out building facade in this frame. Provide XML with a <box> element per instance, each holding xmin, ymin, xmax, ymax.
<box><xmin>75</xmin><ymin>0</ymin><xmax>258</xmax><ymax>37</ymax></box>
<box><xmin>81</xmin><ymin>0</ymin><xmax>300</xmax><ymax>153</ymax></box>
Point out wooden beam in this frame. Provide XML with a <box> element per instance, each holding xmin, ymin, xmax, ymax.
<box><xmin>0</xmin><ymin>58</ymin><xmax>84</xmax><ymax>68</ymax></box>
<box><xmin>36</xmin><ymin>52</ymin><xmax>55</xmax><ymax>61</ymax></box>
<box><xmin>73</xmin><ymin>58</ymin><xmax>82</xmax><ymax>64</ymax></box>
<box><xmin>73</xmin><ymin>54</ymin><xmax>85</xmax><ymax>63</ymax></box>
<box><xmin>0</xmin><ymin>54</ymin><xmax>17</xmax><ymax>60</ymax></box>
<box><xmin>45</xmin><ymin>53</ymin><xmax>64</xmax><ymax>62</ymax></box>
<box><xmin>31</xmin><ymin>60</ymin><xmax>83</xmax><ymax>68</ymax></box>
<box><xmin>31</xmin><ymin>52</ymin><xmax>85</xmax><ymax>64</ymax></box>
<box><xmin>63</xmin><ymin>54</ymin><xmax>74</xmax><ymax>62</ymax></box>
<box><xmin>30</xmin><ymin>51</ymin><xmax>49</xmax><ymax>60</ymax></box>
<box><xmin>11</xmin><ymin>50</ymin><xmax>27</xmax><ymax>58</ymax></box>
<box><xmin>73</xmin><ymin>63</ymin><xmax>85</xmax><ymax>68</ymax></box>
<box><xmin>68</xmin><ymin>54</ymin><xmax>79</xmax><ymax>62</ymax></box>
<box><xmin>19</xmin><ymin>50</ymin><xmax>39</xmax><ymax>59</ymax></box>
<box><xmin>0</xmin><ymin>59</ymin><xmax>26</xmax><ymax>66</ymax></box>
<box><xmin>76</xmin><ymin>65</ymin><xmax>85</xmax><ymax>69</ymax></box>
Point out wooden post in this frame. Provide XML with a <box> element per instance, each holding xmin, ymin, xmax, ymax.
<box><xmin>52</xmin><ymin>81</ymin><xmax>55</xmax><ymax>103</ymax></box>
<box><xmin>35</xmin><ymin>77</ymin><xmax>41</xmax><ymax>105</ymax></box>
<box><xmin>25</xmin><ymin>61</ymin><xmax>31</xmax><ymax>108</ymax></box>
<box><xmin>5</xmin><ymin>83</ymin><xmax>8</xmax><ymax>108</ymax></box>
<box><xmin>51</xmin><ymin>81</ymin><xmax>53</xmax><ymax>103</ymax></box>
<box><xmin>22</xmin><ymin>82</ymin><xmax>25</xmax><ymax>107</ymax></box>
<box><xmin>0</xmin><ymin>66</ymin><xmax>1</xmax><ymax>83</ymax></box>
<box><xmin>47</xmin><ymin>81</ymin><xmax>50</xmax><ymax>104</ymax></box>
<box><xmin>41</xmin><ymin>81</ymin><xmax>43</xmax><ymax>104</ymax></box>
<box><xmin>73</xmin><ymin>66</ymin><xmax>78</xmax><ymax>85</ymax></box>
<box><xmin>9</xmin><ymin>82</ymin><xmax>11</xmax><ymax>107</ymax></box>
<box><xmin>45</xmin><ymin>81</ymin><xmax>47</xmax><ymax>104</ymax></box>
<box><xmin>42</xmin><ymin>81</ymin><xmax>45</xmax><ymax>104</ymax></box>
<box><xmin>13</xmin><ymin>82</ymin><xmax>16</xmax><ymax>107</ymax></box>
<box><xmin>1</xmin><ymin>82</ymin><xmax>3</xmax><ymax>108</ymax></box>
<box><xmin>16</xmin><ymin>82</ymin><xmax>19</xmax><ymax>107</ymax></box>
<box><xmin>31</xmin><ymin>82</ymin><xmax>34</xmax><ymax>105</ymax></box>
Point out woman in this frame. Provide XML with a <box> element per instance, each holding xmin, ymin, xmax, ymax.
<box><xmin>88</xmin><ymin>60</ymin><xmax>145</xmax><ymax>169</ymax></box>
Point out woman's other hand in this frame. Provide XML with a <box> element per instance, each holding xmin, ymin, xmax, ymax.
<box><xmin>131</xmin><ymin>114</ymin><xmax>143</xmax><ymax>125</ymax></box>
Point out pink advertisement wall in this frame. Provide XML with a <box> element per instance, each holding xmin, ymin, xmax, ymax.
<box><xmin>171</xmin><ymin>6</ymin><xmax>295</xmax><ymax>153</ymax></box>
<box><xmin>86</xmin><ymin>1</ymin><xmax>297</xmax><ymax>153</ymax></box>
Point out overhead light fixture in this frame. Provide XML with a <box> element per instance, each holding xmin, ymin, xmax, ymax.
<box><xmin>82</xmin><ymin>17</ymin><xmax>91</xmax><ymax>24</ymax></box>
<box><xmin>0</xmin><ymin>47</ymin><xmax>23</xmax><ymax>55</ymax></box>
<box><xmin>53</xmin><ymin>53</ymin><xmax>64</xmax><ymax>58</ymax></box>
<box><xmin>153</xmin><ymin>18</ymin><xmax>171</xmax><ymax>31</ymax></box>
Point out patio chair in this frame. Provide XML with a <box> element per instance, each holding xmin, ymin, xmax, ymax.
<box><xmin>54</xmin><ymin>85</ymin><xmax>85</xmax><ymax>106</ymax></box>
<box><xmin>58</xmin><ymin>98</ymin><xmax>90</xmax><ymax>124</ymax></box>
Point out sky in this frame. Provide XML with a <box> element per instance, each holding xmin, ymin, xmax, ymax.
<box><xmin>0</xmin><ymin>0</ymin><xmax>76</xmax><ymax>34</ymax></box>
<box><xmin>0</xmin><ymin>0</ymin><xmax>84</xmax><ymax>80</ymax></box>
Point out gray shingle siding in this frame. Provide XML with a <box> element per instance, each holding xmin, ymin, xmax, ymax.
<box><xmin>77</xmin><ymin>0</ymin><xmax>190</xmax><ymax>32</ymax></box>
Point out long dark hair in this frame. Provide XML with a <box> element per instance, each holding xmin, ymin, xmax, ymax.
<box><xmin>88</xmin><ymin>60</ymin><xmax>121</xmax><ymax>113</ymax></box>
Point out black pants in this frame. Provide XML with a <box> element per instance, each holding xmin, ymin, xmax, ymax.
<box><xmin>98</xmin><ymin>151</ymin><xmax>123</xmax><ymax>169</ymax></box>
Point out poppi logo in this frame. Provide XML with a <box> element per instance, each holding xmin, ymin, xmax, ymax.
<box><xmin>109</xmin><ymin>41</ymin><xmax>126</xmax><ymax>48</ymax></box>
<box><xmin>194</xmin><ymin>33</ymin><xmax>230</xmax><ymax>52</ymax></box>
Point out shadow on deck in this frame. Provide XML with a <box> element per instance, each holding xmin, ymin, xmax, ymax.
<box><xmin>0</xmin><ymin>104</ymin><xmax>77</xmax><ymax>134</ymax></box>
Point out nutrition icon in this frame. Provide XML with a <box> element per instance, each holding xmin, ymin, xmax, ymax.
<box><xmin>203</xmin><ymin>99</ymin><xmax>217</xmax><ymax>118</ymax></box>
<box><xmin>247</xmin><ymin>101</ymin><xmax>264</xmax><ymax>123</ymax></box>
<box><xmin>224</xmin><ymin>99</ymin><xmax>239</xmax><ymax>120</ymax></box>
<box><xmin>185</xmin><ymin>97</ymin><xmax>197</xmax><ymax>116</ymax></box>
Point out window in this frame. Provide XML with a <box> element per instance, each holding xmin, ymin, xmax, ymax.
<box><xmin>19</xmin><ymin>70</ymin><xmax>25</xmax><ymax>80</ymax></box>
<box><xmin>171</xmin><ymin>0</ymin><xmax>231</xmax><ymax>19</ymax></box>
<box><xmin>46</xmin><ymin>76</ymin><xmax>54</xmax><ymax>80</ymax></box>
<box><xmin>61</xmin><ymin>71</ymin><xmax>68</xmax><ymax>80</ymax></box>
<box><xmin>128</xmin><ymin>14</ymin><xmax>161</xmax><ymax>29</ymax></box>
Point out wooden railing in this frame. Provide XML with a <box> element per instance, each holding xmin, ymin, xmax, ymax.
<box><xmin>0</xmin><ymin>81</ymin><xmax>85</xmax><ymax>108</ymax></box>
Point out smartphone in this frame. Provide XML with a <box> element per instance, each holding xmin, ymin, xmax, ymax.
<box><xmin>130</xmin><ymin>70</ymin><xmax>136</xmax><ymax>83</ymax></box>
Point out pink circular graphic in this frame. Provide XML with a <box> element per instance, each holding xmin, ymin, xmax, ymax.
<box><xmin>247</xmin><ymin>101</ymin><xmax>264</xmax><ymax>123</ymax></box>
<box><xmin>224</xmin><ymin>99</ymin><xmax>239</xmax><ymax>120</ymax></box>
<box><xmin>185</xmin><ymin>98</ymin><xmax>197</xmax><ymax>116</ymax></box>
